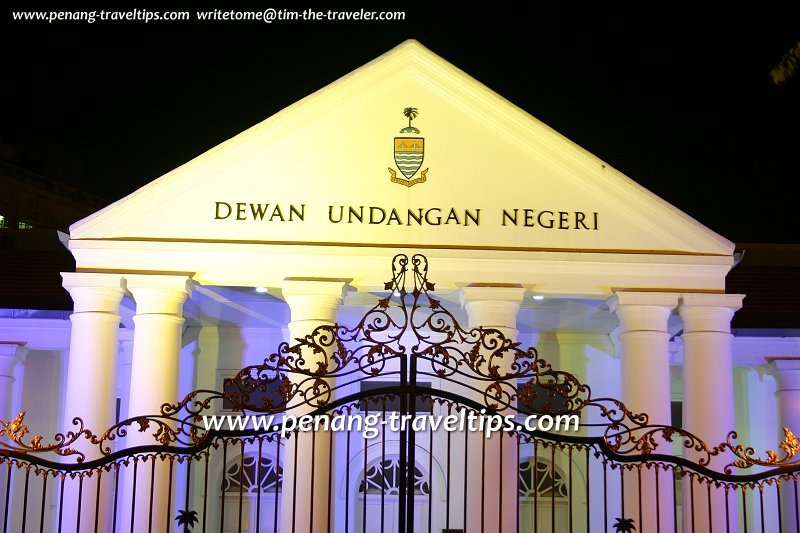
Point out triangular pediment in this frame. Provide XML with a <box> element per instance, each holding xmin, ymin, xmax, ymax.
<box><xmin>70</xmin><ymin>40</ymin><xmax>732</xmax><ymax>257</ymax></box>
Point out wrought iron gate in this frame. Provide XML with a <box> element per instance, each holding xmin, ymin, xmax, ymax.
<box><xmin>2</xmin><ymin>254</ymin><xmax>800</xmax><ymax>532</ymax></box>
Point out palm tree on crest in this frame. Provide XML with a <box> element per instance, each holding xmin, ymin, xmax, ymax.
<box><xmin>404</xmin><ymin>107</ymin><xmax>418</xmax><ymax>127</ymax></box>
<box><xmin>400</xmin><ymin>107</ymin><xmax>420</xmax><ymax>134</ymax></box>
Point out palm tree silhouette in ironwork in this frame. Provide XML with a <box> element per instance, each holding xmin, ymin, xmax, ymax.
<box><xmin>613</xmin><ymin>517</ymin><xmax>636</xmax><ymax>532</ymax></box>
<box><xmin>400</xmin><ymin>107</ymin><xmax>420</xmax><ymax>134</ymax></box>
<box><xmin>176</xmin><ymin>509</ymin><xmax>198</xmax><ymax>532</ymax></box>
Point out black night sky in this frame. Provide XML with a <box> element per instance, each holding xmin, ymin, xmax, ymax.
<box><xmin>2</xmin><ymin>7</ymin><xmax>798</xmax><ymax>243</ymax></box>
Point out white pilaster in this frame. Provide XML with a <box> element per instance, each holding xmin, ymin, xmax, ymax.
<box><xmin>769</xmin><ymin>358</ymin><xmax>800</xmax><ymax>533</ymax></box>
<box><xmin>679</xmin><ymin>293</ymin><xmax>743</xmax><ymax>533</ymax></box>
<box><xmin>280</xmin><ymin>279</ymin><xmax>345</xmax><ymax>533</ymax></box>
<box><xmin>772</xmin><ymin>358</ymin><xmax>800</xmax><ymax>438</ymax></box>
<box><xmin>123</xmin><ymin>274</ymin><xmax>192</xmax><ymax>533</ymax></box>
<box><xmin>461</xmin><ymin>285</ymin><xmax>524</xmax><ymax>533</ymax></box>
<box><xmin>60</xmin><ymin>272</ymin><xmax>126</xmax><ymax>532</ymax></box>
<box><xmin>608</xmin><ymin>291</ymin><xmax>679</xmax><ymax>533</ymax></box>
<box><xmin>0</xmin><ymin>343</ymin><xmax>26</xmax><ymax>424</ymax></box>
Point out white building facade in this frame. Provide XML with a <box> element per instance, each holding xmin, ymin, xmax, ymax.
<box><xmin>1</xmin><ymin>41</ymin><xmax>798</xmax><ymax>533</ymax></box>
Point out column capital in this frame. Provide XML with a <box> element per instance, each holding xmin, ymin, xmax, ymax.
<box><xmin>678</xmin><ymin>293</ymin><xmax>744</xmax><ymax>334</ymax></box>
<box><xmin>281</xmin><ymin>279</ymin><xmax>346</xmax><ymax>323</ymax></box>
<box><xmin>607</xmin><ymin>291</ymin><xmax>679</xmax><ymax>334</ymax></box>
<box><xmin>768</xmin><ymin>358</ymin><xmax>800</xmax><ymax>392</ymax></box>
<box><xmin>459</xmin><ymin>285</ymin><xmax>525</xmax><ymax>329</ymax></box>
<box><xmin>606</xmin><ymin>291</ymin><xmax>681</xmax><ymax>313</ymax></box>
<box><xmin>0</xmin><ymin>342</ymin><xmax>26</xmax><ymax>378</ymax></box>
<box><xmin>126</xmin><ymin>274</ymin><xmax>193</xmax><ymax>316</ymax></box>
<box><xmin>61</xmin><ymin>272</ymin><xmax>126</xmax><ymax>314</ymax></box>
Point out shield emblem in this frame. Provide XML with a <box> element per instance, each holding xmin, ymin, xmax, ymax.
<box><xmin>394</xmin><ymin>137</ymin><xmax>424</xmax><ymax>180</ymax></box>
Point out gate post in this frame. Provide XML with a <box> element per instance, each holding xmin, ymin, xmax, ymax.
<box><xmin>280</xmin><ymin>279</ymin><xmax>346</xmax><ymax>533</ymax></box>
<box><xmin>608</xmin><ymin>291</ymin><xmax>678</xmax><ymax>533</ymax></box>
<box><xmin>461</xmin><ymin>285</ymin><xmax>524</xmax><ymax>533</ymax></box>
<box><xmin>60</xmin><ymin>272</ymin><xmax>126</xmax><ymax>533</ymax></box>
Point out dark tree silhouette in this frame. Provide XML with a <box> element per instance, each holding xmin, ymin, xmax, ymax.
<box><xmin>613</xmin><ymin>517</ymin><xmax>636</xmax><ymax>532</ymax></box>
<box><xmin>176</xmin><ymin>509</ymin><xmax>199</xmax><ymax>532</ymax></box>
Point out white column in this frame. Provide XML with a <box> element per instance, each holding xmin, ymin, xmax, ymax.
<box><xmin>61</xmin><ymin>272</ymin><xmax>125</xmax><ymax>533</ymax></box>
<box><xmin>0</xmin><ymin>342</ymin><xmax>24</xmax><ymax>532</ymax></box>
<box><xmin>0</xmin><ymin>343</ymin><xmax>25</xmax><ymax>424</ymax></box>
<box><xmin>461</xmin><ymin>285</ymin><xmax>524</xmax><ymax>533</ymax></box>
<box><xmin>608</xmin><ymin>291</ymin><xmax>679</xmax><ymax>533</ymax></box>
<box><xmin>279</xmin><ymin>279</ymin><xmax>345</xmax><ymax>533</ymax></box>
<box><xmin>123</xmin><ymin>274</ymin><xmax>192</xmax><ymax>533</ymax></box>
<box><xmin>772</xmin><ymin>358</ymin><xmax>800</xmax><ymax>533</ymax></box>
<box><xmin>679</xmin><ymin>293</ymin><xmax>743</xmax><ymax>533</ymax></box>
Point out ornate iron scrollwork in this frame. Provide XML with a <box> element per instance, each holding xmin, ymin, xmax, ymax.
<box><xmin>0</xmin><ymin>254</ymin><xmax>797</xmax><ymax>475</ymax></box>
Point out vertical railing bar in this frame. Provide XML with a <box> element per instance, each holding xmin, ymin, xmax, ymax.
<box><xmin>2</xmin><ymin>462</ymin><xmax>11</xmax><ymax>533</ymax></box>
<box><xmin>535</xmin><ymin>441</ymin><xmax>539</xmax><ymax>532</ymax></box>
<box><xmin>655</xmin><ymin>465</ymin><xmax>661</xmax><ymax>533</ymax></box>
<box><xmin>181</xmin><ymin>454</ymin><xmax>190</xmax><ymax>533</ymax></box>
<box><xmin>94</xmin><ymin>469</ymin><xmax>103</xmax><ymax>533</ymax></box>
<box><xmin>112</xmin><ymin>465</ymin><xmax>120</xmax><ymax>533</ymax></box>
<box><xmin>327</xmin><ymin>418</ymin><xmax>334</xmax><ymax>533</ymax></box>
<box><xmin>759</xmin><ymin>485</ymin><xmax>765</xmax><ymax>532</ymax></box>
<box><xmin>362</xmin><ymin>404</ymin><xmax>368</xmax><ymax>533</ymax></box>
<box><xmin>399</xmin><ymin>355</ymin><xmax>407</xmax><ymax>533</ymax></box>
<box><xmin>273</xmin><ymin>434</ymin><xmax>281</xmax><ymax>533</ymax></box>
<box><xmin>57</xmin><ymin>474</ymin><xmax>65</xmax><ymax>533</ymax></box>
<box><xmin>290</xmin><ymin>431</ymin><xmax>300</xmax><ymax>533</ymax></box>
<box><xmin>690</xmin><ymin>475</ymin><xmax>695</xmax><ymax>533</ymax></box>
<box><xmin>776</xmin><ymin>479</ymin><xmax>783</xmax><ymax>533</ymax></box>
<box><xmin>345</xmin><ymin>422</ymin><xmax>351</xmax><ymax>533</ymax></box>
<box><xmin>586</xmin><ymin>447</ymin><xmax>591</xmax><ymax>533</ymax></box>
<box><xmin>21</xmin><ymin>467</ymin><xmax>31</xmax><ymax>533</ymax></box>
<box><xmin>203</xmin><ymin>451</ymin><xmax>210</xmax><ymax>533</ymax></box>
<box><xmin>462</xmin><ymin>411</ymin><xmax>468</xmax><ymax>533</ymax></box>
<box><xmin>238</xmin><ymin>441</ymin><xmax>245</xmax><ymax>533</ymax></box>
<box><xmin>725</xmin><ymin>483</ymin><xmax>731</xmax><ymax>533</ymax></box>
<box><xmin>76</xmin><ymin>474</ymin><xmax>84</xmax><ymax>533</ymax></box>
<box><xmin>636</xmin><ymin>466</ymin><xmax>641</xmax><ymax>533</ymax></box>
<box><xmin>602</xmin><ymin>459</ymin><xmax>607</xmax><ymax>533</ymax></box>
<box><xmin>148</xmin><ymin>457</ymin><xmax>156</xmax><ymax>533</ymax></box>
<box><xmin>446</xmin><ymin>403</ymin><xmax>452</xmax><ymax>533</ymax></box>
<box><xmin>220</xmin><ymin>440</ymin><xmax>227</xmax><ymax>533</ymax></box>
<box><xmin>551</xmin><ymin>445</ymin><xmax>556</xmax><ymax>532</ymax></box>
<box><xmin>38</xmin><ymin>470</ymin><xmax>48</xmax><ymax>533</ymax></box>
<box><xmin>480</xmin><ymin>421</ymin><xmax>486</xmax><ymax>533</ymax></box>
<box><xmin>672</xmin><ymin>469</ymin><xmax>678</xmax><ymax>533</ymax></box>
<box><xmin>407</xmin><ymin>340</ymin><xmax>418</xmax><ymax>533</ymax></box>
<box><xmin>794</xmin><ymin>475</ymin><xmax>800</xmax><ymax>533</ymax></box>
<box><xmin>499</xmin><ymin>429</ymin><xmax>504</xmax><ymax>533</ymax></box>
<box><xmin>309</xmin><ymin>426</ymin><xmax>317</xmax><ymax>533</ymax></box>
<box><xmin>620</xmin><ymin>466</ymin><xmax>625</xmax><ymax>527</ymax></box>
<box><xmin>164</xmin><ymin>458</ymin><xmax>174</xmax><ymax>533</ymax></box>
<box><xmin>725</xmin><ymin>485</ymin><xmax>731</xmax><ymax>533</ymax></box>
<box><xmin>256</xmin><ymin>437</ymin><xmax>263</xmax><ymax>533</ymax></box>
<box><xmin>427</xmin><ymin>403</ymin><xmax>433</xmax><ymax>533</ymax></box>
<box><xmin>742</xmin><ymin>486</ymin><xmax>749</xmax><ymax>533</ymax></box>
<box><xmin>707</xmin><ymin>480</ymin><xmax>713</xmax><ymax>532</ymax></box>
<box><xmin>569</xmin><ymin>446</ymin><xmax>574</xmax><ymax>533</ymax></box>
<box><xmin>381</xmin><ymin>399</ymin><xmax>386</xmax><ymax>533</ymax></box>
<box><xmin>517</xmin><ymin>436</ymin><xmax>522</xmax><ymax>533</ymax></box>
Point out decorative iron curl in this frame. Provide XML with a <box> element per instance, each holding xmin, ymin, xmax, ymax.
<box><xmin>0</xmin><ymin>412</ymin><xmax>88</xmax><ymax>462</ymax></box>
